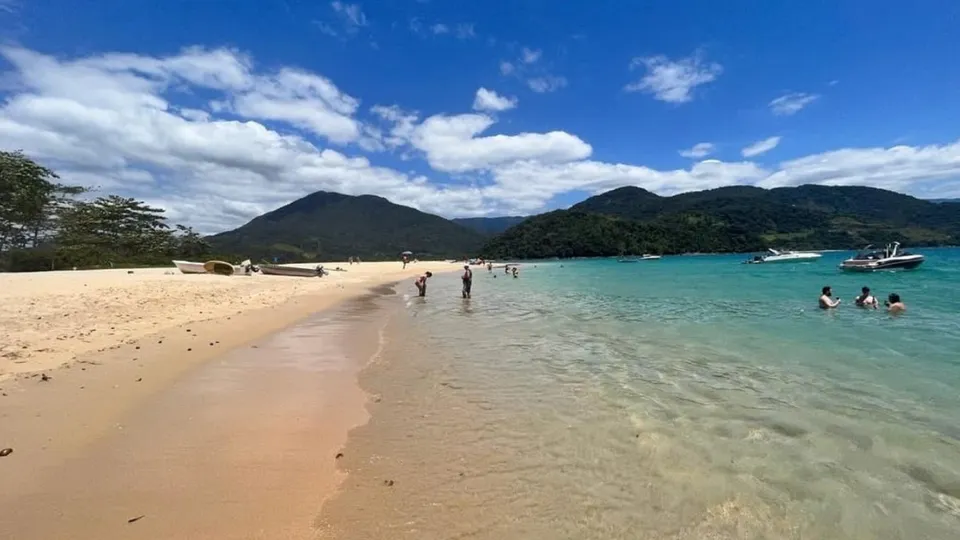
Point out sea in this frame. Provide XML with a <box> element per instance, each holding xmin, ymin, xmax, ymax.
<box><xmin>318</xmin><ymin>249</ymin><xmax>960</xmax><ymax>540</ymax></box>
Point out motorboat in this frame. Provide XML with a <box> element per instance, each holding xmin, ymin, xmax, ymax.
<box><xmin>743</xmin><ymin>249</ymin><xmax>821</xmax><ymax>264</ymax></box>
<box><xmin>618</xmin><ymin>254</ymin><xmax>661</xmax><ymax>262</ymax></box>
<box><xmin>173</xmin><ymin>259</ymin><xmax>256</xmax><ymax>275</ymax></box>
<box><xmin>839</xmin><ymin>242</ymin><xmax>925</xmax><ymax>272</ymax></box>
<box><xmin>259</xmin><ymin>264</ymin><xmax>328</xmax><ymax>277</ymax></box>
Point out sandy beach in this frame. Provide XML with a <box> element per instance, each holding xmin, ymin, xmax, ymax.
<box><xmin>0</xmin><ymin>260</ymin><xmax>457</xmax><ymax>540</ymax></box>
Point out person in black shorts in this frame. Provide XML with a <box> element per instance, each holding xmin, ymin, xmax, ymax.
<box><xmin>461</xmin><ymin>265</ymin><xmax>473</xmax><ymax>298</ymax></box>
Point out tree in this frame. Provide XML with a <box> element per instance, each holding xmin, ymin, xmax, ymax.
<box><xmin>0</xmin><ymin>150</ymin><xmax>86</xmax><ymax>253</ymax></box>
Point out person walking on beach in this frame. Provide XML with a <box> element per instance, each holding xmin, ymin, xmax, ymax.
<box><xmin>885</xmin><ymin>293</ymin><xmax>906</xmax><ymax>314</ymax></box>
<box><xmin>819</xmin><ymin>286</ymin><xmax>841</xmax><ymax>309</ymax></box>
<box><xmin>415</xmin><ymin>271</ymin><xmax>433</xmax><ymax>297</ymax></box>
<box><xmin>461</xmin><ymin>265</ymin><xmax>473</xmax><ymax>299</ymax></box>
<box><xmin>855</xmin><ymin>286</ymin><xmax>878</xmax><ymax>309</ymax></box>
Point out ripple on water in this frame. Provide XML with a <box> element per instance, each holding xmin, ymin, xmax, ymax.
<box><xmin>320</xmin><ymin>258</ymin><xmax>960</xmax><ymax>539</ymax></box>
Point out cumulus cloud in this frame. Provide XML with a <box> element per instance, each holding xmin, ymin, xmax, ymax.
<box><xmin>2</xmin><ymin>45</ymin><xmax>960</xmax><ymax>234</ymax></box>
<box><xmin>769</xmin><ymin>92</ymin><xmax>819</xmax><ymax>116</ymax></box>
<box><xmin>472</xmin><ymin>88</ymin><xmax>518</xmax><ymax>112</ymax></box>
<box><xmin>625</xmin><ymin>53</ymin><xmax>722</xmax><ymax>103</ymax></box>
<box><xmin>679</xmin><ymin>142</ymin><xmax>715</xmax><ymax>159</ymax></box>
<box><xmin>741</xmin><ymin>136</ymin><xmax>781</xmax><ymax>158</ymax></box>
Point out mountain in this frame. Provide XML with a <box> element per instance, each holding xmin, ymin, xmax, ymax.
<box><xmin>931</xmin><ymin>198</ymin><xmax>960</xmax><ymax>203</ymax></box>
<box><xmin>480</xmin><ymin>185</ymin><xmax>960</xmax><ymax>258</ymax></box>
<box><xmin>452</xmin><ymin>216</ymin><xmax>527</xmax><ymax>236</ymax></box>
<box><xmin>209</xmin><ymin>191</ymin><xmax>485</xmax><ymax>261</ymax></box>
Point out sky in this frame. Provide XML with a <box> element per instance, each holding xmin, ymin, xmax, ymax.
<box><xmin>2</xmin><ymin>0</ymin><xmax>960</xmax><ymax>233</ymax></box>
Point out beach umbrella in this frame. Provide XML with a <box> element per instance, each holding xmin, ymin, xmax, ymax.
<box><xmin>401</xmin><ymin>251</ymin><xmax>413</xmax><ymax>255</ymax></box>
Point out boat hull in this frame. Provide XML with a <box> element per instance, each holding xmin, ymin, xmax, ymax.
<box><xmin>172</xmin><ymin>260</ymin><xmax>208</xmax><ymax>274</ymax></box>
<box><xmin>259</xmin><ymin>264</ymin><xmax>322</xmax><ymax>277</ymax></box>
<box><xmin>172</xmin><ymin>260</ymin><xmax>252</xmax><ymax>275</ymax></box>
<box><xmin>761</xmin><ymin>255</ymin><xmax>821</xmax><ymax>264</ymax></box>
<box><xmin>839</xmin><ymin>258</ymin><xmax>925</xmax><ymax>272</ymax></box>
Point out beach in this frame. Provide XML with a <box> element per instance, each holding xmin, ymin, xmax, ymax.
<box><xmin>0</xmin><ymin>260</ymin><xmax>454</xmax><ymax>540</ymax></box>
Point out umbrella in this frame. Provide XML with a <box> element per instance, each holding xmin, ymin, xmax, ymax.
<box><xmin>401</xmin><ymin>251</ymin><xmax>413</xmax><ymax>255</ymax></box>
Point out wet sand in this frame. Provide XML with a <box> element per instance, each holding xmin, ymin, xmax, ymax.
<box><xmin>0</xmin><ymin>262</ymin><xmax>454</xmax><ymax>539</ymax></box>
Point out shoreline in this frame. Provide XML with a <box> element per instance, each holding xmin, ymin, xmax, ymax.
<box><xmin>0</xmin><ymin>262</ymin><xmax>455</xmax><ymax>539</ymax></box>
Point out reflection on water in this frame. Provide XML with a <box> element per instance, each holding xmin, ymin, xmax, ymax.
<box><xmin>320</xmin><ymin>254</ymin><xmax>960</xmax><ymax>539</ymax></box>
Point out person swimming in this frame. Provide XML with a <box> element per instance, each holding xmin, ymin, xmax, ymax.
<box><xmin>855</xmin><ymin>286</ymin><xmax>878</xmax><ymax>309</ymax></box>
<box><xmin>819</xmin><ymin>286</ymin><xmax>841</xmax><ymax>309</ymax></box>
<box><xmin>885</xmin><ymin>293</ymin><xmax>906</xmax><ymax>314</ymax></box>
<box><xmin>414</xmin><ymin>271</ymin><xmax>433</xmax><ymax>297</ymax></box>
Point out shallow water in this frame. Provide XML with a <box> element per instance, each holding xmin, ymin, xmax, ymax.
<box><xmin>320</xmin><ymin>250</ymin><xmax>960</xmax><ymax>539</ymax></box>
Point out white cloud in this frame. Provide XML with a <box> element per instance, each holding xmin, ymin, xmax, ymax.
<box><xmin>430</xmin><ymin>23</ymin><xmax>449</xmax><ymax>34</ymax></box>
<box><xmin>3</xmin><ymin>45</ymin><xmax>960</xmax><ymax>233</ymax></box>
<box><xmin>455</xmin><ymin>24</ymin><xmax>476</xmax><ymax>39</ymax></box>
<box><xmin>330</xmin><ymin>1</ymin><xmax>368</xmax><ymax>30</ymax></box>
<box><xmin>500</xmin><ymin>48</ymin><xmax>566</xmax><ymax>94</ymax></box>
<box><xmin>625</xmin><ymin>53</ymin><xmax>722</xmax><ymax>103</ymax></box>
<box><xmin>521</xmin><ymin>48</ymin><xmax>542</xmax><ymax>64</ymax></box>
<box><xmin>381</xmin><ymin>112</ymin><xmax>592</xmax><ymax>172</ymax></box>
<box><xmin>0</xmin><ymin>0</ymin><xmax>19</xmax><ymax>13</ymax></box>
<box><xmin>769</xmin><ymin>92</ymin><xmax>819</xmax><ymax>116</ymax></box>
<box><xmin>472</xmin><ymin>88</ymin><xmax>518</xmax><ymax>112</ymax></box>
<box><xmin>679</xmin><ymin>142</ymin><xmax>715</xmax><ymax>159</ymax></box>
<box><xmin>527</xmin><ymin>76</ymin><xmax>567</xmax><ymax>93</ymax></box>
<box><xmin>741</xmin><ymin>136</ymin><xmax>781</xmax><ymax>158</ymax></box>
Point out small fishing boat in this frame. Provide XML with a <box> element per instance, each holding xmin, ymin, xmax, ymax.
<box><xmin>172</xmin><ymin>260</ymin><xmax>207</xmax><ymax>274</ymax></box>
<box><xmin>743</xmin><ymin>249</ymin><xmax>821</xmax><ymax>264</ymax></box>
<box><xmin>172</xmin><ymin>259</ymin><xmax>256</xmax><ymax>275</ymax></box>
<box><xmin>839</xmin><ymin>242</ymin><xmax>924</xmax><ymax>271</ymax></box>
<box><xmin>259</xmin><ymin>264</ymin><xmax>328</xmax><ymax>277</ymax></box>
<box><xmin>203</xmin><ymin>260</ymin><xmax>235</xmax><ymax>276</ymax></box>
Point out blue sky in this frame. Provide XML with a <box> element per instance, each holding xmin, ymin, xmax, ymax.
<box><xmin>2</xmin><ymin>0</ymin><xmax>960</xmax><ymax>231</ymax></box>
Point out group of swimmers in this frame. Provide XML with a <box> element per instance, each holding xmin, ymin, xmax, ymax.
<box><xmin>819</xmin><ymin>286</ymin><xmax>906</xmax><ymax>314</ymax></box>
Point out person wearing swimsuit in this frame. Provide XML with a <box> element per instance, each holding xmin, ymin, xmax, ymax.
<box><xmin>415</xmin><ymin>271</ymin><xmax>433</xmax><ymax>297</ymax></box>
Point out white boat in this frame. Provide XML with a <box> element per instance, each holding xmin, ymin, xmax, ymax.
<box><xmin>744</xmin><ymin>249</ymin><xmax>821</xmax><ymax>264</ymax></box>
<box><xmin>172</xmin><ymin>260</ymin><xmax>255</xmax><ymax>275</ymax></box>
<box><xmin>258</xmin><ymin>264</ymin><xmax>328</xmax><ymax>277</ymax></box>
<box><xmin>617</xmin><ymin>254</ymin><xmax>661</xmax><ymax>262</ymax></box>
<box><xmin>173</xmin><ymin>260</ymin><xmax>205</xmax><ymax>274</ymax></box>
<box><xmin>839</xmin><ymin>242</ymin><xmax>925</xmax><ymax>272</ymax></box>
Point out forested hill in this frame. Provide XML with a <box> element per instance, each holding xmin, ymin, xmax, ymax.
<box><xmin>480</xmin><ymin>185</ymin><xmax>960</xmax><ymax>259</ymax></box>
<box><xmin>208</xmin><ymin>191</ymin><xmax>485</xmax><ymax>261</ymax></box>
<box><xmin>452</xmin><ymin>216</ymin><xmax>527</xmax><ymax>236</ymax></box>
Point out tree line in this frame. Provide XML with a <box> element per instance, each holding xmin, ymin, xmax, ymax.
<box><xmin>1</xmin><ymin>150</ymin><xmax>212</xmax><ymax>272</ymax></box>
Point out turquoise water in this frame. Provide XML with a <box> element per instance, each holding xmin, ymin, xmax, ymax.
<box><xmin>322</xmin><ymin>249</ymin><xmax>960</xmax><ymax>539</ymax></box>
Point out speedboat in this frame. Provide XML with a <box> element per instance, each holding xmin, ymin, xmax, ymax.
<box><xmin>743</xmin><ymin>249</ymin><xmax>821</xmax><ymax>264</ymax></box>
<box><xmin>839</xmin><ymin>242</ymin><xmax>924</xmax><ymax>272</ymax></box>
<box><xmin>618</xmin><ymin>254</ymin><xmax>661</xmax><ymax>262</ymax></box>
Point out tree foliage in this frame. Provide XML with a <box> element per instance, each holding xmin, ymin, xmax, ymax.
<box><xmin>0</xmin><ymin>151</ymin><xmax>211</xmax><ymax>272</ymax></box>
<box><xmin>481</xmin><ymin>185</ymin><xmax>960</xmax><ymax>259</ymax></box>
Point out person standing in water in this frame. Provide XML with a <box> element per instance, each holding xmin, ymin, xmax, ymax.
<box><xmin>461</xmin><ymin>265</ymin><xmax>473</xmax><ymax>299</ymax></box>
<box><xmin>819</xmin><ymin>286</ymin><xmax>841</xmax><ymax>309</ymax></box>
<box><xmin>855</xmin><ymin>286</ymin><xmax>878</xmax><ymax>309</ymax></box>
<box><xmin>885</xmin><ymin>293</ymin><xmax>906</xmax><ymax>314</ymax></box>
<box><xmin>414</xmin><ymin>271</ymin><xmax>433</xmax><ymax>297</ymax></box>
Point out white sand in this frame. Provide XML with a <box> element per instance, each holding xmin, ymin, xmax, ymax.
<box><xmin>0</xmin><ymin>260</ymin><xmax>455</xmax><ymax>380</ymax></box>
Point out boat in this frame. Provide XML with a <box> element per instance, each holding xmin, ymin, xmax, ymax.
<box><xmin>203</xmin><ymin>260</ymin><xmax>235</xmax><ymax>276</ymax></box>
<box><xmin>259</xmin><ymin>264</ymin><xmax>328</xmax><ymax>277</ymax></box>
<box><xmin>172</xmin><ymin>260</ymin><xmax>207</xmax><ymax>274</ymax></box>
<box><xmin>839</xmin><ymin>242</ymin><xmax>925</xmax><ymax>272</ymax></box>
<box><xmin>617</xmin><ymin>253</ymin><xmax>661</xmax><ymax>262</ymax></box>
<box><xmin>743</xmin><ymin>249</ymin><xmax>821</xmax><ymax>264</ymax></box>
<box><xmin>172</xmin><ymin>259</ymin><xmax>256</xmax><ymax>275</ymax></box>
